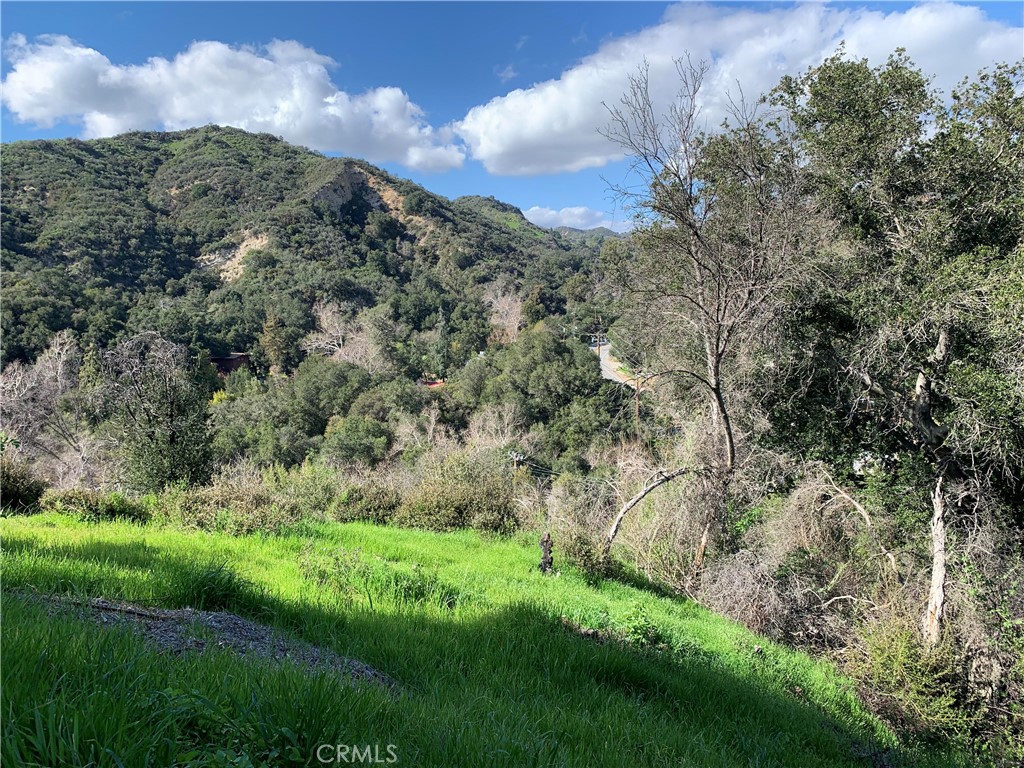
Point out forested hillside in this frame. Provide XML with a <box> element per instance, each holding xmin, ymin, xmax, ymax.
<box><xmin>1</xmin><ymin>125</ymin><xmax>606</xmax><ymax>367</ymax></box>
<box><xmin>2</xmin><ymin>52</ymin><xmax>1022</xmax><ymax>766</ymax></box>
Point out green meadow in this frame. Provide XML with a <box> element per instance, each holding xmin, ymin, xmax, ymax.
<box><xmin>1</xmin><ymin>514</ymin><xmax>965</xmax><ymax>767</ymax></box>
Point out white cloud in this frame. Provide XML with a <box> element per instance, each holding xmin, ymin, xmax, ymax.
<box><xmin>5</xmin><ymin>5</ymin><xmax>1018</xmax><ymax>180</ymax></box>
<box><xmin>1</xmin><ymin>34</ymin><xmax>464</xmax><ymax>172</ymax></box>
<box><xmin>524</xmin><ymin>205</ymin><xmax>628</xmax><ymax>232</ymax></box>
<box><xmin>455</xmin><ymin>3</ymin><xmax>1022</xmax><ymax>176</ymax></box>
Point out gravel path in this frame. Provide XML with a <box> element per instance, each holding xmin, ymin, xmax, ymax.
<box><xmin>46</xmin><ymin>595</ymin><xmax>397</xmax><ymax>690</ymax></box>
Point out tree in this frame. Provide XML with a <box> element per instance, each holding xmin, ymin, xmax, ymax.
<box><xmin>102</xmin><ymin>333</ymin><xmax>211</xmax><ymax>492</ymax></box>
<box><xmin>601</xmin><ymin>58</ymin><xmax>831</xmax><ymax>572</ymax></box>
<box><xmin>302</xmin><ymin>303</ymin><xmax>395</xmax><ymax>376</ymax></box>
<box><xmin>0</xmin><ymin>330</ymin><xmax>103</xmax><ymax>485</ymax></box>
<box><xmin>285</xmin><ymin>355</ymin><xmax>371</xmax><ymax>437</ymax></box>
<box><xmin>301</xmin><ymin>301</ymin><xmax>360</xmax><ymax>357</ymax></box>
<box><xmin>321</xmin><ymin>415</ymin><xmax>393</xmax><ymax>467</ymax></box>
<box><xmin>259</xmin><ymin>311</ymin><xmax>291</xmax><ymax>375</ymax></box>
<box><xmin>0</xmin><ymin>330</ymin><xmax>83</xmax><ymax>462</ymax></box>
<box><xmin>772</xmin><ymin>54</ymin><xmax>1024</xmax><ymax>646</ymax></box>
<box><xmin>484</xmin><ymin>327</ymin><xmax>602</xmax><ymax>425</ymax></box>
<box><xmin>483</xmin><ymin>282</ymin><xmax>525</xmax><ymax>344</ymax></box>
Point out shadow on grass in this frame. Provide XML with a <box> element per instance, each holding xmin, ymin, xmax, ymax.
<box><xmin>601</xmin><ymin>559</ymin><xmax>687</xmax><ymax>601</ymax></box>
<box><xmin>2</xmin><ymin>536</ymin><xmax>922</xmax><ymax>768</ymax></box>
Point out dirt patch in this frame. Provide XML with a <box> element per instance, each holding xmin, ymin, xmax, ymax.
<box><xmin>48</xmin><ymin>596</ymin><xmax>396</xmax><ymax>689</ymax></box>
<box><xmin>363</xmin><ymin>174</ymin><xmax>435</xmax><ymax>237</ymax></box>
<box><xmin>199</xmin><ymin>233</ymin><xmax>270</xmax><ymax>282</ymax></box>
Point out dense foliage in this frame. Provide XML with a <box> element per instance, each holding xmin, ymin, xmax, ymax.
<box><xmin>603</xmin><ymin>53</ymin><xmax>1023</xmax><ymax>762</ymax></box>
<box><xmin>2</xmin><ymin>125</ymin><xmax>625</xmax><ymax>478</ymax></box>
<box><xmin>1</xmin><ymin>125</ymin><xmax>611</xmax><ymax>368</ymax></box>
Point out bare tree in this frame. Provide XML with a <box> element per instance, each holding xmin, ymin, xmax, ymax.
<box><xmin>0</xmin><ymin>331</ymin><xmax>103</xmax><ymax>483</ymax></box>
<box><xmin>483</xmin><ymin>283</ymin><xmax>525</xmax><ymax>344</ymax></box>
<box><xmin>301</xmin><ymin>301</ymin><xmax>359</xmax><ymax>357</ymax></box>
<box><xmin>600</xmin><ymin>58</ymin><xmax>831</xmax><ymax>570</ymax></box>
<box><xmin>302</xmin><ymin>303</ymin><xmax>393</xmax><ymax>376</ymax></box>
<box><xmin>465</xmin><ymin>402</ymin><xmax>527</xmax><ymax>449</ymax></box>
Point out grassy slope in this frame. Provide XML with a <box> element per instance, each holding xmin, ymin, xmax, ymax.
<box><xmin>1</xmin><ymin>514</ymin><xmax>963</xmax><ymax>767</ymax></box>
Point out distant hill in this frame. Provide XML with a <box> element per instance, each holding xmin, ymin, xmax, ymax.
<box><xmin>554</xmin><ymin>225</ymin><xmax>622</xmax><ymax>240</ymax></box>
<box><xmin>0</xmin><ymin>126</ymin><xmax>602</xmax><ymax>364</ymax></box>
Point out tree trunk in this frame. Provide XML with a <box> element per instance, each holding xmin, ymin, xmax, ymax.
<box><xmin>705</xmin><ymin>342</ymin><xmax>736</xmax><ymax>473</ymax></box>
<box><xmin>712</xmin><ymin>384</ymin><xmax>736</xmax><ymax>472</ymax></box>
<box><xmin>923</xmin><ymin>475</ymin><xmax>947</xmax><ymax>647</ymax></box>
<box><xmin>690</xmin><ymin>517</ymin><xmax>711</xmax><ymax>587</ymax></box>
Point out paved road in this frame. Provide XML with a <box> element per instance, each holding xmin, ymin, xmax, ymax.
<box><xmin>590</xmin><ymin>344</ymin><xmax>639</xmax><ymax>389</ymax></box>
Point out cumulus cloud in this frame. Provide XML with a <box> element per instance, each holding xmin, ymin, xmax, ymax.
<box><xmin>1</xmin><ymin>34</ymin><xmax>463</xmax><ymax>172</ymax></box>
<box><xmin>455</xmin><ymin>3</ymin><xmax>1022</xmax><ymax>175</ymax></box>
<box><xmin>523</xmin><ymin>205</ymin><xmax>628</xmax><ymax>232</ymax></box>
<box><xmin>4</xmin><ymin>5</ymin><xmax>1018</xmax><ymax>179</ymax></box>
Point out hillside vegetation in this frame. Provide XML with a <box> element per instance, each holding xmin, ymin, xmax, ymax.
<box><xmin>1</xmin><ymin>125</ymin><xmax>604</xmax><ymax>368</ymax></box>
<box><xmin>2</xmin><ymin>51</ymin><xmax>1022</xmax><ymax>766</ymax></box>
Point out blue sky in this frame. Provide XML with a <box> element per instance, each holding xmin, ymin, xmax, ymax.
<box><xmin>3</xmin><ymin>2</ymin><xmax>1021</xmax><ymax>231</ymax></box>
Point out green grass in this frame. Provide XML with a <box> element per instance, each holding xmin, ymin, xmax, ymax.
<box><xmin>1</xmin><ymin>513</ymin><xmax>969</xmax><ymax>767</ymax></box>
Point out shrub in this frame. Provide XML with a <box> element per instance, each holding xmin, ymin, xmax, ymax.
<box><xmin>850</xmin><ymin>614</ymin><xmax>983</xmax><ymax>746</ymax></box>
<box><xmin>392</xmin><ymin>495</ymin><xmax>465</xmax><ymax>532</ymax></box>
<box><xmin>622</xmin><ymin>604</ymin><xmax>665</xmax><ymax>648</ymax></box>
<box><xmin>393</xmin><ymin>452</ymin><xmax>518</xmax><ymax>535</ymax></box>
<box><xmin>331</xmin><ymin>483</ymin><xmax>402</xmax><ymax>525</ymax></box>
<box><xmin>38</xmin><ymin>488</ymin><xmax>149</xmax><ymax>523</ymax></box>
<box><xmin>152</xmin><ymin>463</ymin><xmax>348</xmax><ymax>536</ymax></box>
<box><xmin>468</xmin><ymin>484</ymin><xmax>519</xmax><ymax>536</ymax></box>
<box><xmin>262</xmin><ymin>461</ymin><xmax>346</xmax><ymax>516</ymax></box>
<box><xmin>156</xmin><ymin>483</ymin><xmax>305</xmax><ymax>536</ymax></box>
<box><xmin>0</xmin><ymin>457</ymin><xmax>47</xmax><ymax>513</ymax></box>
<box><xmin>560</xmin><ymin>530</ymin><xmax>609</xmax><ymax>586</ymax></box>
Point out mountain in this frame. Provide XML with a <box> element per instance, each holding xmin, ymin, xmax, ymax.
<box><xmin>1</xmin><ymin>126</ymin><xmax>602</xmax><ymax>366</ymax></box>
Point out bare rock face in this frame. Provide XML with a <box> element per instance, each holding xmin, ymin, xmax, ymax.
<box><xmin>202</xmin><ymin>163</ymin><xmax>391</xmax><ymax>282</ymax></box>
<box><xmin>199</xmin><ymin>232</ymin><xmax>271</xmax><ymax>282</ymax></box>
<box><xmin>311</xmin><ymin>164</ymin><xmax>385</xmax><ymax>215</ymax></box>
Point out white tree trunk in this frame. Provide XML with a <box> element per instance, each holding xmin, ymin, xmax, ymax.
<box><xmin>923</xmin><ymin>476</ymin><xmax>947</xmax><ymax>647</ymax></box>
<box><xmin>690</xmin><ymin>518</ymin><xmax>711</xmax><ymax>586</ymax></box>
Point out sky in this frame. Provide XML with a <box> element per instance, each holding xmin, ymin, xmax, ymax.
<box><xmin>2</xmin><ymin>2</ymin><xmax>1021</xmax><ymax>232</ymax></box>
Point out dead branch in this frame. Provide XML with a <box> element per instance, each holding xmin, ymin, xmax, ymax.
<box><xmin>603</xmin><ymin>465</ymin><xmax>699</xmax><ymax>556</ymax></box>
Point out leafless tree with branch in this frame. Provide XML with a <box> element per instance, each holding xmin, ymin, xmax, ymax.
<box><xmin>302</xmin><ymin>303</ymin><xmax>393</xmax><ymax>376</ymax></box>
<box><xmin>0</xmin><ymin>331</ymin><xmax>106</xmax><ymax>485</ymax></box>
<box><xmin>483</xmin><ymin>282</ymin><xmax>525</xmax><ymax>344</ymax></box>
<box><xmin>599</xmin><ymin>58</ymin><xmax>833</xmax><ymax>574</ymax></box>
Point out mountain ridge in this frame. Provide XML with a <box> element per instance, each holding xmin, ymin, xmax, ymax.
<box><xmin>1</xmin><ymin>125</ymin><xmax>603</xmax><ymax>365</ymax></box>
